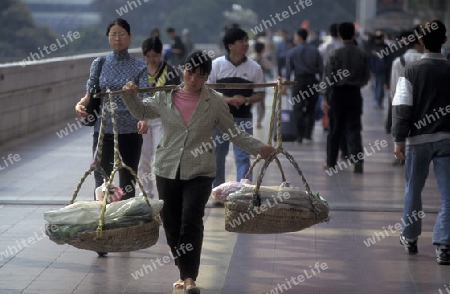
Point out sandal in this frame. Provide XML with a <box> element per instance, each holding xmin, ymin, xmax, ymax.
<box><xmin>173</xmin><ymin>279</ymin><xmax>184</xmax><ymax>290</ymax></box>
<box><xmin>184</xmin><ymin>278</ymin><xmax>200</xmax><ymax>294</ymax></box>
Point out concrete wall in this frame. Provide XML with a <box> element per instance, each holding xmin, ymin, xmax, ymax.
<box><xmin>0</xmin><ymin>52</ymin><xmax>106</xmax><ymax>144</ymax></box>
<box><xmin>0</xmin><ymin>45</ymin><xmax>220</xmax><ymax>144</ymax></box>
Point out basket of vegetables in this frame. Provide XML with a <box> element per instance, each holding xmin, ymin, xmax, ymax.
<box><xmin>44</xmin><ymin>196</ymin><xmax>162</xmax><ymax>252</ymax></box>
<box><xmin>44</xmin><ymin>88</ymin><xmax>162</xmax><ymax>253</ymax></box>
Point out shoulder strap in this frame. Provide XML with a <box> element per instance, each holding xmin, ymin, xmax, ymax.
<box><xmin>400</xmin><ymin>55</ymin><xmax>406</xmax><ymax>67</ymax></box>
<box><xmin>154</xmin><ymin>60</ymin><xmax>167</xmax><ymax>84</ymax></box>
<box><xmin>95</xmin><ymin>56</ymin><xmax>106</xmax><ymax>88</ymax></box>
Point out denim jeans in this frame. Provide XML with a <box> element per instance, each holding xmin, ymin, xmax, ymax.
<box><xmin>212</xmin><ymin>117</ymin><xmax>253</xmax><ymax>188</ymax></box>
<box><xmin>402</xmin><ymin>139</ymin><xmax>450</xmax><ymax>246</ymax></box>
<box><xmin>373</xmin><ymin>73</ymin><xmax>385</xmax><ymax>107</ymax></box>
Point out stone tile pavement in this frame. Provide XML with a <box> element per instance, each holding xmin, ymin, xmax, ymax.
<box><xmin>0</xmin><ymin>85</ymin><xmax>448</xmax><ymax>293</ymax></box>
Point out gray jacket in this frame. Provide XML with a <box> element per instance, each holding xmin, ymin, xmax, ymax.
<box><xmin>122</xmin><ymin>85</ymin><xmax>265</xmax><ymax>180</ymax></box>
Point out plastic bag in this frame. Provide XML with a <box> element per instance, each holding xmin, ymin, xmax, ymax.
<box><xmin>212</xmin><ymin>179</ymin><xmax>251</xmax><ymax>202</ymax></box>
<box><xmin>227</xmin><ymin>182</ymin><xmax>313</xmax><ymax>206</ymax></box>
<box><xmin>45</xmin><ymin>197</ymin><xmax>164</xmax><ymax>244</ymax></box>
<box><xmin>105</xmin><ymin>197</ymin><xmax>163</xmax><ymax>219</ymax></box>
<box><xmin>95</xmin><ymin>181</ymin><xmax>123</xmax><ymax>203</ymax></box>
<box><xmin>44</xmin><ymin>197</ymin><xmax>163</xmax><ymax>225</ymax></box>
<box><xmin>44</xmin><ymin>201</ymin><xmax>102</xmax><ymax>225</ymax></box>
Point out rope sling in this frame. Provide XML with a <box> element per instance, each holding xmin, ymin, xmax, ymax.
<box><xmin>67</xmin><ymin>80</ymin><xmax>329</xmax><ymax>251</ymax></box>
<box><xmin>67</xmin><ymin>87</ymin><xmax>159</xmax><ymax>252</ymax></box>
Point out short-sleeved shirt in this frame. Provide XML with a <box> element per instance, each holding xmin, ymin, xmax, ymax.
<box><xmin>207</xmin><ymin>55</ymin><xmax>264</xmax><ymax>118</ymax></box>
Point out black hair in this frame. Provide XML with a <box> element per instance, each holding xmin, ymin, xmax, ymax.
<box><xmin>222</xmin><ymin>27</ymin><xmax>248</xmax><ymax>53</ymax></box>
<box><xmin>297</xmin><ymin>28</ymin><xmax>308</xmax><ymax>41</ymax></box>
<box><xmin>254</xmin><ymin>42</ymin><xmax>265</xmax><ymax>54</ymax></box>
<box><xmin>330</xmin><ymin>23</ymin><xmax>339</xmax><ymax>38</ymax></box>
<box><xmin>399</xmin><ymin>26</ymin><xmax>421</xmax><ymax>48</ymax></box>
<box><xmin>166</xmin><ymin>27</ymin><xmax>175</xmax><ymax>33</ymax></box>
<box><xmin>142</xmin><ymin>36</ymin><xmax>163</xmax><ymax>55</ymax></box>
<box><xmin>421</xmin><ymin>19</ymin><xmax>446</xmax><ymax>53</ymax></box>
<box><xmin>183</xmin><ymin>50</ymin><xmax>213</xmax><ymax>75</ymax></box>
<box><xmin>338</xmin><ymin>22</ymin><xmax>355</xmax><ymax>41</ymax></box>
<box><xmin>106</xmin><ymin>18</ymin><xmax>131</xmax><ymax>36</ymax></box>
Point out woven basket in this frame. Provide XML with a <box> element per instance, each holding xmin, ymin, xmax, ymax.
<box><xmin>225</xmin><ymin>197</ymin><xmax>329</xmax><ymax>234</ymax></box>
<box><xmin>67</xmin><ymin>220</ymin><xmax>160</xmax><ymax>252</ymax></box>
<box><xmin>58</xmin><ymin>88</ymin><xmax>160</xmax><ymax>253</ymax></box>
<box><xmin>224</xmin><ymin>79</ymin><xmax>330</xmax><ymax>234</ymax></box>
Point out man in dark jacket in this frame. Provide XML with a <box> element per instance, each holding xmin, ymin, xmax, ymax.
<box><xmin>322</xmin><ymin>22</ymin><xmax>370</xmax><ymax>173</ymax></box>
<box><xmin>392</xmin><ymin>19</ymin><xmax>450</xmax><ymax>265</ymax></box>
<box><xmin>285</xmin><ymin>28</ymin><xmax>323</xmax><ymax>143</ymax></box>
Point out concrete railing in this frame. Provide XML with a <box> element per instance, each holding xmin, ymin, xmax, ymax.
<box><xmin>0</xmin><ymin>44</ymin><xmax>221</xmax><ymax>144</ymax></box>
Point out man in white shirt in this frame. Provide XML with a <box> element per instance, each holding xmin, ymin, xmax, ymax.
<box><xmin>207</xmin><ymin>27</ymin><xmax>265</xmax><ymax>205</ymax></box>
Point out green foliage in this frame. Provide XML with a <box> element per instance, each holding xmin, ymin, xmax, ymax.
<box><xmin>61</xmin><ymin>27</ymin><xmax>110</xmax><ymax>55</ymax></box>
<box><xmin>3</xmin><ymin>0</ymin><xmax>358</xmax><ymax>60</ymax></box>
<box><xmin>160</xmin><ymin>0</ymin><xmax>232</xmax><ymax>44</ymax></box>
<box><xmin>91</xmin><ymin>0</ymin><xmax>356</xmax><ymax>43</ymax></box>
<box><xmin>0</xmin><ymin>1</ymin><xmax>57</xmax><ymax>61</ymax></box>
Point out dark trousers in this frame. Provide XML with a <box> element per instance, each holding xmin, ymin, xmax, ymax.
<box><xmin>156</xmin><ymin>171</ymin><xmax>213</xmax><ymax>280</ymax></box>
<box><xmin>326</xmin><ymin>91</ymin><xmax>348</xmax><ymax>156</ymax></box>
<box><xmin>292</xmin><ymin>76</ymin><xmax>319</xmax><ymax>141</ymax></box>
<box><xmin>326</xmin><ymin>85</ymin><xmax>363</xmax><ymax>167</ymax></box>
<box><xmin>93</xmin><ymin>132</ymin><xmax>142</xmax><ymax>200</ymax></box>
<box><xmin>385</xmin><ymin>95</ymin><xmax>393</xmax><ymax>134</ymax></box>
<box><xmin>277</xmin><ymin>57</ymin><xmax>286</xmax><ymax>77</ymax></box>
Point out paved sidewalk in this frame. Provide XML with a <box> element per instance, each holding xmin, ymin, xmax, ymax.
<box><xmin>0</xmin><ymin>86</ymin><xmax>448</xmax><ymax>294</ymax></box>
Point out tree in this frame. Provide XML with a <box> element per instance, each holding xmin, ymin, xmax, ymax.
<box><xmin>0</xmin><ymin>0</ymin><xmax>57</xmax><ymax>62</ymax></box>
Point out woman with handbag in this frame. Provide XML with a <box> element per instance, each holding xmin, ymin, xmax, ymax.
<box><xmin>121</xmin><ymin>50</ymin><xmax>275</xmax><ymax>294</ymax></box>
<box><xmin>75</xmin><ymin>18</ymin><xmax>149</xmax><ymax>204</ymax></box>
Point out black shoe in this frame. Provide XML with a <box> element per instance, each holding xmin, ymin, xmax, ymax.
<box><xmin>436</xmin><ymin>244</ymin><xmax>450</xmax><ymax>265</ymax></box>
<box><xmin>399</xmin><ymin>234</ymin><xmax>418</xmax><ymax>255</ymax></box>
<box><xmin>97</xmin><ymin>252</ymin><xmax>108</xmax><ymax>257</ymax></box>
<box><xmin>354</xmin><ymin>162</ymin><xmax>363</xmax><ymax>173</ymax></box>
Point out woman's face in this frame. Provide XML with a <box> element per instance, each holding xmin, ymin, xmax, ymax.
<box><xmin>144</xmin><ymin>50</ymin><xmax>162</xmax><ymax>68</ymax></box>
<box><xmin>108</xmin><ymin>24</ymin><xmax>130</xmax><ymax>52</ymax></box>
<box><xmin>182</xmin><ymin>67</ymin><xmax>208</xmax><ymax>93</ymax></box>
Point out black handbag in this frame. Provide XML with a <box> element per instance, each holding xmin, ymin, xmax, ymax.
<box><xmin>82</xmin><ymin>57</ymin><xmax>105</xmax><ymax>127</ymax></box>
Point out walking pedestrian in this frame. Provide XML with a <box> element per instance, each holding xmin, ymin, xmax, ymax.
<box><xmin>121</xmin><ymin>50</ymin><xmax>275</xmax><ymax>292</ymax></box>
<box><xmin>285</xmin><ymin>28</ymin><xmax>323</xmax><ymax>143</ymax></box>
<box><xmin>207</xmin><ymin>27</ymin><xmax>265</xmax><ymax>196</ymax></box>
<box><xmin>75</xmin><ymin>18</ymin><xmax>149</xmax><ymax>201</ymax></box>
<box><xmin>392</xmin><ymin>19</ymin><xmax>450</xmax><ymax>265</ymax></box>
<box><xmin>322</xmin><ymin>22</ymin><xmax>370</xmax><ymax>173</ymax></box>
<box><xmin>138</xmin><ymin>36</ymin><xmax>181</xmax><ymax>198</ymax></box>
<box><xmin>388</xmin><ymin>27</ymin><xmax>424</xmax><ymax>166</ymax></box>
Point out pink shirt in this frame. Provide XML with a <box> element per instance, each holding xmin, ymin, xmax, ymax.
<box><xmin>173</xmin><ymin>89</ymin><xmax>200</xmax><ymax>125</ymax></box>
